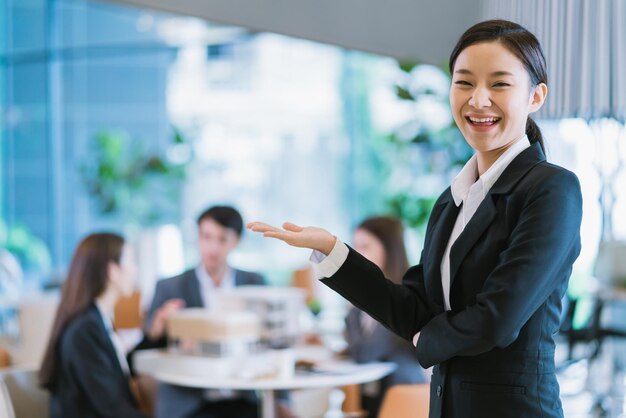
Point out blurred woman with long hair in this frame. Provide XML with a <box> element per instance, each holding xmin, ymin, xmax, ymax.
<box><xmin>345</xmin><ymin>216</ymin><xmax>427</xmax><ymax>417</ymax></box>
<box><xmin>39</xmin><ymin>232</ymin><xmax>147</xmax><ymax>418</ymax></box>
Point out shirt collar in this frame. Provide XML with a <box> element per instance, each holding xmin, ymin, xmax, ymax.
<box><xmin>451</xmin><ymin>135</ymin><xmax>531</xmax><ymax>207</ymax></box>
<box><xmin>195</xmin><ymin>264</ymin><xmax>235</xmax><ymax>291</ymax></box>
<box><xmin>94</xmin><ymin>301</ymin><xmax>114</xmax><ymax>332</ymax></box>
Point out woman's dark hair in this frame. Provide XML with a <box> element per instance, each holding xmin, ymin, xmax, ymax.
<box><xmin>449</xmin><ymin>19</ymin><xmax>547</xmax><ymax>153</ymax></box>
<box><xmin>357</xmin><ymin>216</ymin><xmax>409</xmax><ymax>285</ymax></box>
<box><xmin>197</xmin><ymin>205</ymin><xmax>244</xmax><ymax>237</ymax></box>
<box><xmin>39</xmin><ymin>233</ymin><xmax>125</xmax><ymax>389</ymax></box>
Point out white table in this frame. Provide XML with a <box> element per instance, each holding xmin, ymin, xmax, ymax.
<box><xmin>134</xmin><ymin>348</ymin><xmax>396</xmax><ymax>418</ymax></box>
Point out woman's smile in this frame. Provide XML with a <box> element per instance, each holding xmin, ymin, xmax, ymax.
<box><xmin>465</xmin><ymin>114</ymin><xmax>502</xmax><ymax>132</ymax></box>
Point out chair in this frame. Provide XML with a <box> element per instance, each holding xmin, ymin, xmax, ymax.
<box><xmin>559</xmin><ymin>295</ymin><xmax>626</xmax><ymax>364</ymax></box>
<box><xmin>377</xmin><ymin>384</ymin><xmax>429</xmax><ymax>418</ymax></box>
<box><xmin>0</xmin><ymin>349</ymin><xmax>10</xmax><ymax>369</ymax></box>
<box><xmin>8</xmin><ymin>296</ymin><xmax>58</xmax><ymax>366</ymax></box>
<box><xmin>341</xmin><ymin>384</ymin><xmax>362</xmax><ymax>415</ymax></box>
<box><xmin>130</xmin><ymin>374</ymin><xmax>158</xmax><ymax>417</ymax></box>
<box><xmin>0</xmin><ymin>379</ymin><xmax>16</xmax><ymax>418</ymax></box>
<box><xmin>114</xmin><ymin>290</ymin><xmax>143</xmax><ymax>330</ymax></box>
<box><xmin>0</xmin><ymin>366</ymin><xmax>49</xmax><ymax>418</ymax></box>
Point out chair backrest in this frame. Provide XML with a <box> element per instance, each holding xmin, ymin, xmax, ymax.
<box><xmin>377</xmin><ymin>384</ymin><xmax>429</xmax><ymax>418</ymax></box>
<box><xmin>10</xmin><ymin>296</ymin><xmax>58</xmax><ymax>366</ymax></box>
<box><xmin>0</xmin><ymin>379</ymin><xmax>16</xmax><ymax>418</ymax></box>
<box><xmin>114</xmin><ymin>290</ymin><xmax>143</xmax><ymax>330</ymax></box>
<box><xmin>0</xmin><ymin>349</ymin><xmax>10</xmax><ymax>369</ymax></box>
<box><xmin>0</xmin><ymin>367</ymin><xmax>49</xmax><ymax>418</ymax></box>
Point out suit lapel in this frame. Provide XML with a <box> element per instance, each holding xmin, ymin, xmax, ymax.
<box><xmin>185</xmin><ymin>270</ymin><xmax>204</xmax><ymax>308</ymax></box>
<box><xmin>423</xmin><ymin>192</ymin><xmax>460</xmax><ymax>312</ymax></box>
<box><xmin>449</xmin><ymin>196</ymin><xmax>497</xmax><ymax>286</ymax></box>
<box><xmin>448</xmin><ymin>141</ymin><xmax>546</xmax><ymax>289</ymax></box>
<box><xmin>90</xmin><ymin>306</ymin><xmax>126</xmax><ymax>379</ymax></box>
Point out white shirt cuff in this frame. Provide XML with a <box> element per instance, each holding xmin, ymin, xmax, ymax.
<box><xmin>309</xmin><ymin>237</ymin><xmax>349</xmax><ymax>279</ymax></box>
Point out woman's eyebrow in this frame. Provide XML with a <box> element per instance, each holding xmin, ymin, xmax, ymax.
<box><xmin>491</xmin><ymin>71</ymin><xmax>514</xmax><ymax>77</ymax></box>
<box><xmin>454</xmin><ymin>69</ymin><xmax>514</xmax><ymax>77</ymax></box>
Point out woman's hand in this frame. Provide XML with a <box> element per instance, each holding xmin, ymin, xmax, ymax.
<box><xmin>247</xmin><ymin>222</ymin><xmax>336</xmax><ymax>255</ymax></box>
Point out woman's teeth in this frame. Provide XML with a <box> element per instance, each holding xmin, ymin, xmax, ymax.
<box><xmin>468</xmin><ymin>116</ymin><xmax>500</xmax><ymax>124</ymax></box>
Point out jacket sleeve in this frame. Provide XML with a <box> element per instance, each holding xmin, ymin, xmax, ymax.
<box><xmin>66</xmin><ymin>325</ymin><xmax>147</xmax><ymax>418</ymax></box>
<box><xmin>321</xmin><ymin>248</ymin><xmax>435</xmax><ymax>342</ymax></box>
<box><xmin>416</xmin><ymin>170</ymin><xmax>582</xmax><ymax>367</ymax></box>
<box><xmin>143</xmin><ymin>279</ymin><xmax>170</xmax><ymax>334</ymax></box>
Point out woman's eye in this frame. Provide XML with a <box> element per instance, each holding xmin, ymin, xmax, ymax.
<box><xmin>454</xmin><ymin>80</ymin><xmax>472</xmax><ymax>86</ymax></box>
<box><xmin>493</xmin><ymin>82</ymin><xmax>510</xmax><ymax>87</ymax></box>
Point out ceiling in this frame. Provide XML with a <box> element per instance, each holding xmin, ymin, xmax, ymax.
<box><xmin>105</xmin><ymin>0</ymin><xmax>483</xmax><ymax>65</ymax></box>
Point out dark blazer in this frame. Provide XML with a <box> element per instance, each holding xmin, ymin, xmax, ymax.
<box><xmin>50</xmin><ymin>305</ymin><xmax>146</xmax><ymax>418</ymax></box>
<box><xmin>322</xmin><ymin>143</ymin><xmax>582</xmax><ymax>418</ymax></box>
<box><xmin>143</xmin><ymin>267</ymin><xmax>265</xmax><ymax>418</ymax></box>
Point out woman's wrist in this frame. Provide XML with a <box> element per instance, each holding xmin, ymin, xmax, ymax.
<box><xmin>319</xmin><ymin>235</ymin><xmax>337</xmax><ymax>256</ymax></box>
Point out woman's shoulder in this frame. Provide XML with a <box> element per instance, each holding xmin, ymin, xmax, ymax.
<box><xmin>533</xmin><ymin>160</ymin><xmax>578</xmax><ymax>178</ymax></box>
<box><xmin>60</xmin><ymin>306</ymin><xmax>105</xmax><ymax>350</ymax></box>
<box><xmin>525</xmin><ymin>160</ymin><xmax>581</xmax><ymax>192</ymax></box>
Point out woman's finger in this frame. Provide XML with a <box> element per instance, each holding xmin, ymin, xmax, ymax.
<box><xmin>263</xmin><ymin>231</ymin><xmax>294</xmax><ymax>243</ymax></box>
<box><xmin>247</xmin><ymin>221</ymin><xmax>280</xmax><ymax>233</ymax></box>
<box><xmin>283</xmin><ymin>222</ymin><xmax>304</xmax><ymax>232</ymax></box>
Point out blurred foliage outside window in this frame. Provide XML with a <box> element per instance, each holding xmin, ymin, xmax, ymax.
<box><xmin>79</xmin><ymin>128</ymin><xmax>193</xmax><ymax>229</ymax></box>
<box><xmin>0</xmin><ymin>219</ymin><xmax>52</xmax><ymax>297</ymax></box>
<box><xmin>375</xmin><ymin>61</ymin><xmax>473</xmax><ymax>232</ymax></box>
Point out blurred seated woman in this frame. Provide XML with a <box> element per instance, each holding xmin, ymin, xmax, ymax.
<box><xmin>345</xmin><ymin>217</ymin><xmax>428</xmax><ymax>417</ymax></box>
<box><xmin>39</xmin><ymin>232</ymin><xmax>147</xmax><ymax>418</ymax></box>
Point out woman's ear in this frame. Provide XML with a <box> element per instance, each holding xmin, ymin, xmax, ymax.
<box><xmin>528</xmin><ymin>83</ymin><xmax>547</xmax><ymax>114</ymax></box>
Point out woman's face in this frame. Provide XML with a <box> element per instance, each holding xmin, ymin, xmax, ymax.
<box><xmin>353</xmin><ymin>228</ymin><xmax>386</xmax><ymax>271</ymax></box>
<box><xmin>450</xmin><ymin>41</ymin><xmax>546</xmax><ymax>154</ymax></box>
<box><xmin>109</xmin><ymin>245</ymin><xmax>138</xmax><ymax>297</ymax></box>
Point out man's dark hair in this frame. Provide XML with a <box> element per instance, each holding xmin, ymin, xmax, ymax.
<box><xmin>197</xmin><ymin>205</ymin><xmax>244</xmax><ymax>236</ymax></box>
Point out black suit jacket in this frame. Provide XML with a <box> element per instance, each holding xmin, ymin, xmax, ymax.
<box><xmin>322</xmin><ymin>143</ymin><xmax>582</xmax><ymax>418</ymax></box>
<box><xmin>50</xmin><ymin>305</ymin><xmax>146</xmax><ymax>418</ymax></box>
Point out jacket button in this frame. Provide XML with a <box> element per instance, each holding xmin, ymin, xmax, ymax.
<box><xmin>437</xmin><ymin>385</ymin><xmax>442</xmax><ymax>397</ymax></box>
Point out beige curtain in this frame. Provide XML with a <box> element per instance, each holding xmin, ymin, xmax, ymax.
<box><xmin>482</xmin><ymin>0</ymin><xmax>626</xmax><ymax>122</ymax></box>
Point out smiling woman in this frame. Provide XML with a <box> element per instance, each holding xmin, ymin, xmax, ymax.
<box><xmin>247</xmin><ymin>19</ymin><xmax>583</xmax><ymax>418</ymax></box>
<box><xmin>448</xmin><ymin>31</ymin><xmax>548</xmax><ymax>175</ymax></box>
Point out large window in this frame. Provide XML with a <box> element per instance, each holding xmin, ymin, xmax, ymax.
<box><xmin>2</xmin><ymin>0</ymin><xmax>623</xmax><ymax>302</ymax></box>
<box><xmin>0</xmin><ymin>0</ymin><xmax>398</xmax><ymax>292</ymax></box>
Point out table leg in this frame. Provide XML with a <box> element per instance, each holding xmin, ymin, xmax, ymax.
<box><xmin>260</xmin><ymin>389</ymin><xmax>275</xmax><ymax>418</ymax></box>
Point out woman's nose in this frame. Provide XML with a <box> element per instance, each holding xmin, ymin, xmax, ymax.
<box><xmin>468</xmin><ymin>87</ymin><xmax>491</xmax><ymax>108</ymax></box>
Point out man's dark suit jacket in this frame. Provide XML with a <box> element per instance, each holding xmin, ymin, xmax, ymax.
<box><xmin>50</xmin><ymin>304</ymin><xmax>146</xmax><ymax>418</ymax></box>
<box><xmin>142</xmin><ymin>267</ymin><xmax>265</xmax><ymax>418</ymax></box>
<box><xmin>322</xmin><ymin>142</ymin><xmax>583</xmax><ymax>418</ymax></box>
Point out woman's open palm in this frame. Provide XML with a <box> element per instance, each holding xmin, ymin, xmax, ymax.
<box><xmin>247</xmin><ymin>222</ymin><xmax>336</xmax><ymax>255</ymax></box>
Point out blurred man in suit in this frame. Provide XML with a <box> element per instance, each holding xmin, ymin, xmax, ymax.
<box><xmin>143</xmin><ymin>205</ymin><xmax>265</xmax><ymax>418</ymax></box>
